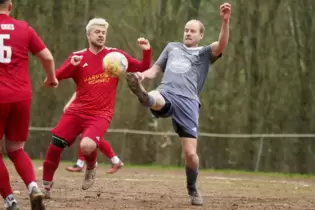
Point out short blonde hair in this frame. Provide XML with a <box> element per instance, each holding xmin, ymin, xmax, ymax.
<box><xmin>86</xmin><ymin>18</ymin><xmax>109</xmax><ymax>33</ymax></box>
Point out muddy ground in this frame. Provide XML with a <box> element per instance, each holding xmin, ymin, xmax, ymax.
<box><xmin>2</xmin><ymin>161</ymin><xmax>315</xmax><ymax>210</ymax></box>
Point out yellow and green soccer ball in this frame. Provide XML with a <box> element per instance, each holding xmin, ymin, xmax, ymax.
<box><xmin>102</xmin><ymin>52</ymin><xmax>128</xmax><ymax>77</ymax></box>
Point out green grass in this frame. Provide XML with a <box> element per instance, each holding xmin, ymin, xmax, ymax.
<box><xmin>5</xmin><ymin>158</ymin><xmax>315</xmax><ymax>179</ymax></box>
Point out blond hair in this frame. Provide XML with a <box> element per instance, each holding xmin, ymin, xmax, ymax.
<box><xmin>86</xmin><ymin>18</ymin><xmax>109</xmax><ymax>33</ymax></box>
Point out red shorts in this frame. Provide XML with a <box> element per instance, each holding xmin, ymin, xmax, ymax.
<box><xmin>51</xmin><ymin>113</ymin><xmax>110</xmax><ymax>147</ymax></box>
<box><xmin>0</xmin><ymin>99</ymin><xmax>31</xmax><ymax>141</ymax></box>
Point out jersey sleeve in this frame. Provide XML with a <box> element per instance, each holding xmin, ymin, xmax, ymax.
<box><xmin>118</xmin><ymin>48</ymin><xmax>152</xmax><ymax>73</ymax></box>
<box><xmin>56</xmin><ymin>54</ymin><xmax>77</xmax><ymax>81</ymax></box>
<box><xmin>28</xmin><ymin>26</ymin><xmax>46</xmax><ymax>55</ymax></box>
<box><xmin>208</xmin><ymin>46</ymin><xmax>222</xmax><ymax>64</ymax></box>
<box><xmin>154</xmin><ymin>44</ymin><xmax>170</xmax><ymax>72</ymax></box>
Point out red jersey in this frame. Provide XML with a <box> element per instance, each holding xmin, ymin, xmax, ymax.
<box><xmin>0</xmin><ymin>14</ymin><xmax>46</xmax><ymax>103</ymax></box>
<box><xmin>56</xmin><ymin>47</ymin><xmax>152</xmax><ymax>120</ymax></box>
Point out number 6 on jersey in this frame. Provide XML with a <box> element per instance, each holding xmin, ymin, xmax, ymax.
<box><xmin>0</xmin><ymin>34</ymin><xmax>12</xmax><ymax>63</ymax></box>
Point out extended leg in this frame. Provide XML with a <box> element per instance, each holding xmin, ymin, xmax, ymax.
<box><xmin>126</xmin><ymin>73</ymin><xmax>165</xmax><ymax>110</ymax></box>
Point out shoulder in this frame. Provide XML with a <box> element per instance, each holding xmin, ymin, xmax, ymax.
<box><xmin>3</xmin><ymin>17</ymin><xmax>29</xmax><ymax>31</ymax></box>
<box><xmin>72</xmin><ymin>48</ymin><xmax>87</xmax><ymax>55</ymax></box>
<box><xmin>200</xmin><ymin>45</ymin><xmax>211</xmax><ymax>54</ymax></box>
<box><xmin>168</xmin><ymin>42</ymin><xmax>181</xmax><ymax>46</ymax></box>
<box><xmin>8</xmin><ymin>17</ymin><xmax>28</xmax><ymax>27</ymax></box>
<box><xmin>105</xmin><ymin>47</ymin><xmax>131</xmax><ymax>58</ymax></box>
<box><xmin>106</xmin><ymin>47</ymin><xmax>126</xmax><ymax>54</ymax></box>
<box><xmin>165</xmin><ymin>42</ymin><xmax>180</xmax><ymax>49</ymax></box>
<box><xmin>105</xmin><ymin>47</ymin><xmax>118</xmax><ymax>51</ymax></box>
<box><xmin>12</xmin><ymin>19</ymin><xmax>31</xmax><ymax>32</ymax></box>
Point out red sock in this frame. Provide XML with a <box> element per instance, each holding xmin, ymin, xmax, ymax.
<box><xmin>43</xmin><ymin>144</ymin><xmax>63</xmax><ymax>182</ymax></box>
<box><xmin>99</xmin><ymin>139</ymin><xmax>116</xmax><ymax>159</ymax></box>
<box><xmin>78</xmin><ymin>143</ymin><xmax>84</xmax><ymax>161</ymax></box>
<box><xmin>84</xmin><ymin>150</ymin><xmax>97</xmax><ymax>169</ymax></box>
<box><xmin>0</xmin><ymin>153</ymin><xmax>13</xmax><ymax>199</ymax></box>
<box><xmin>7</xmin><ymin>149</ymin><xmax>36</xmax><ymax>186</ymax></box>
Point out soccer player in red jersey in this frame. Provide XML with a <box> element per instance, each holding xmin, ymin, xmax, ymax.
<box><xmin>42</xmin><ymin>17</ymin><xmax>152</xmax><ymax>198</ymax></box>
<box><xmin>63</xmin><ymin>93</ymin><xmax>124</xmax><ymax>173</ymax></box>
<box><xmin>0</xmin><ymin>0</ymin><xmax>58</xmax><ymax>209</ymax></box>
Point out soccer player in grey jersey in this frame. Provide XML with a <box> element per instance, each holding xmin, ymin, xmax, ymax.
<box><xmin>126</xmin><ymin>3</ymin><xmax>231</xmax><ymax>206</ymax></box>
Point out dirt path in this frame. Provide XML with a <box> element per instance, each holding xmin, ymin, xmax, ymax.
<box><xmin>2</xmin><ymin>161</ymin><xmax>315</xmax><ymax>210</ymax></box>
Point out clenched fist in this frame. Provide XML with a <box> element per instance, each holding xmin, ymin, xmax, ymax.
<box><xmin>71</xmin><ymin>55</ymin><xmax>83</xmax><ymax>66</ymax></box>
<box><xmin>44</xmin><ymin>76</ymin><xmax>58</xmax><ymax>88</ymax></box>
<box><xmin>220</xmin><ymin>3</ymin><xmax>231</xmax><ymax>21</ymax></box>
<box><xmin>137</xmin><ymin>37</ymin><xmax>151</xmax><ymax>50</ymax></box>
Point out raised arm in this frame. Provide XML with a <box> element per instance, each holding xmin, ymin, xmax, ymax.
<box><xmin>210</xmin><ymin>3</ymin><xmax>231</xmax><ymax>57</ymax></box>
<box><xmin>56</xmin><ymin>54</ymin><xmax>82</xmax><ymax>81</ymax></box>
<box><xmin>124</xmin><ymin>37</ymin><xmax>152</xmax><ymax>72</ymax></box>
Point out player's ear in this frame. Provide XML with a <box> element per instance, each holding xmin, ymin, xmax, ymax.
<box><xmin>8</xmin><ymin>2</ymin><xmax>12</xmax><ymax>12</ymax></box>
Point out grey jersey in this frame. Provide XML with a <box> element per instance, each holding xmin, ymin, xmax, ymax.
<box><xmin>155</xmin><ymin>42</ymin><xmax>220</xmax><ymax>103</ymax></box>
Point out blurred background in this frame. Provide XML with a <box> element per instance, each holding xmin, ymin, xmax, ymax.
<box><xmin>10</xmin><ymin>0</ymin><xmax>315</xmax><ymax>174</ymax></box>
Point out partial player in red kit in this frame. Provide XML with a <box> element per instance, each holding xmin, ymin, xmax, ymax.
<box><xmin>63</xmin><ymin>92</ymin><xmax>124</xmax><ymax>173</ymax></box>
<box><xmin>42</xmin><ymin>17</ymin><xmax>152</xmax><ymax>198</ymax></box>
<box><xmin>0</xmin><ymin>0</ymin><xmax>58</xmax><ymax>209</ymax></box>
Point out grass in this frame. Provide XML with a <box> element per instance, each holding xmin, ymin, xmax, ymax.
<box><xmin>30</xmin><ymin>158</ymin><xmax>315</xmax><ymax>179</ymax></box>
<box><xmin>4</xmin><ymin>157</ymin><xmax>314</xmax><ymax>179</ymax></box>
<box><xmin>121</xmin><ymin>164</ymin><xmax>315</xmax><ymax>179</ymax></box>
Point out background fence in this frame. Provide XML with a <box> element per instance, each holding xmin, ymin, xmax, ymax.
<box><xmin>27</xmin><ymin>126</ymin><xmax>315</xmax><ymax>174</ymax></box>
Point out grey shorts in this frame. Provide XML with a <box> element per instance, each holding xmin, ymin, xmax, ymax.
<box><xmin>150</xmin><ymin>91</ymin><xmax>199</xmax><ymax>138</ymax></box>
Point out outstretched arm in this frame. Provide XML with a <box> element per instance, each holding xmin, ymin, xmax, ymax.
<box><xmin>125</xmin><ymin>38</ymin><xmax>152</xmax><ymax>72</ymax></box>
<box><xmin>210</xmin><ymin>3</ymin><xmax>231</xmax><ymax>58</ymax></box>
<box><xmin>141</xmin><ymin>64</ymin><xmax>162</xmax><ymax>79</ymax></box>
<box><xmin>141</xmin><ymin>43</ymin><xmax>170</xmax><ymax>80</ymax></box>
<box><xmin>130</xmin><ymin>43</ymin><xmax>169</xmax><ymax>82</ymax></box>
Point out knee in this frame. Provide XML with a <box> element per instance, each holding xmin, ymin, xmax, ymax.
<box><xmin>148</xmin><ymin>90</ymin><xmax>165</xmax><ymax>110</ymax></box>
<box><xmin>184</xmin><ymin>150</ymin><xmax>198</xmax><ymax>162</ymax></box>
<box><xmin>184</xmin><ymin>150</ymin><xmax>199</xmax><ymax>169</ymax></box>
<box><xmin>80</xmin><ymin>137</ymin><xmax>97</xmax><ymax>155</ymax></box>
<box><xmin>181</xmin><ymin>139</ymin><xmax>198</xmax><ymax>166</ymax></box>
<box><xmin>5</xmin><ymin>140</ymin><xmax>24</xmax><ymax>153</ymax></box>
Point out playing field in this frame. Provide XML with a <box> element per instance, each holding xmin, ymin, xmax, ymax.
<box><xmin>2</xmin><ymin>160</ymin><xmax>315</xmax><ymax>210</ymax></box>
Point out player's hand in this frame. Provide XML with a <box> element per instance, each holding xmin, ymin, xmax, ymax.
<box><xmin>70</xmin><ymin>55</ymin><xmax>83</xmax><ymax>66</ymax></box>
<box><xmin>137</xmin><ymin>37</ymin><xmax>151</xmax><ymax>50</ymax></box>
<box><xmin>134</xmin><ymin>72</ymin><xmax>145</xmax><ymax>82</ymax></box>
<box><xmin>220</xmin><ymin>3</ymin><xmax>231</xmax><ymax>21</ymax></box>
<box><xmin>44</xmin><ymin>76</ymin><xmax>59</xmax><ymax>88</ymax></box>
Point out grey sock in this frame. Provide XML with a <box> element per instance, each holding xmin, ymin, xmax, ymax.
<box><xmin>186</xmin><ymin>166</ymin><xmax>198</xmax><ymax>190</ymax></box>
<box><xmin>142</xmin><ymin>94</ymin><xmax>155</xmax><ymax>107</ymax></box>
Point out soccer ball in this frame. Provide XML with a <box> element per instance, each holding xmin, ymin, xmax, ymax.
<box><xmin>102</xmin><ymin>52</ymin><xmax>128</xmax><ymax>77</ymax></box>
